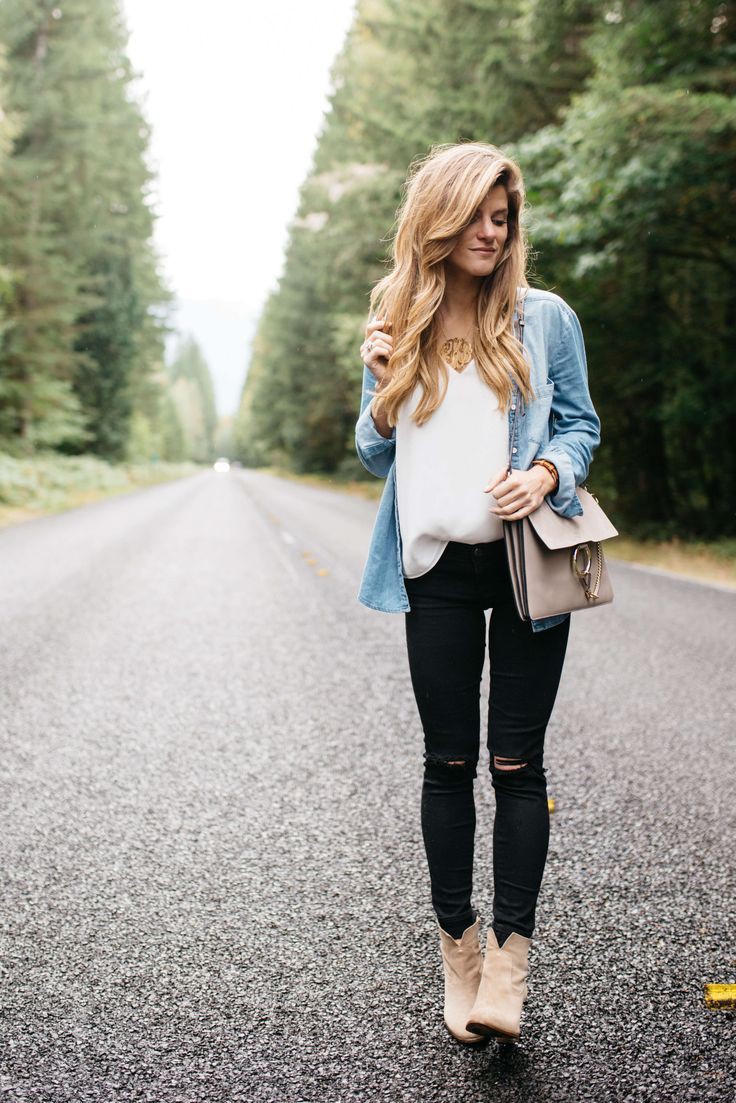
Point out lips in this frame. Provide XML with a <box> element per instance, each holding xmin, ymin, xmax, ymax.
<box><xmin>472</xmin><ymin>248</ymin><xmax>497</xmax><ymax>254</ymax></box>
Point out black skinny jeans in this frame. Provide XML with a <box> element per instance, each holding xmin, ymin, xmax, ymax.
<box><xmin>403</xmin><ymin>538</ymin><xmax>570</xmax><ymax>942</ymax></box>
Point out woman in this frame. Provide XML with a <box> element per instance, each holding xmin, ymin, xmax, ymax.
<box><xmin>354</xmin><ymin>142</ymin><xmax>601</xmax><ymax>1046</ymax></box>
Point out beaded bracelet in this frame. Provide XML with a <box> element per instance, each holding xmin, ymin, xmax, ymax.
<box><xmin>532</xmin><ymin>458</ymin><xmax>559</xmax><ymax>491</ymax></box>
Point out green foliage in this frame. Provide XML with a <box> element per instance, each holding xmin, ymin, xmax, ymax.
<box><xmin>0</xmin><ymin>0</ymin><xmax>177</xmax><ymax>463</ymax></box>
<box><xmin>159</xmin><ymin>391</ymin><xmax>187</xmax><ymax>463</ymax></box>
<box><xmin>236</xmin><ymin>0</ymin><xmax>735</xmax><ymax>538</ymax></box>
<box><xmin>0</xmin><ymin>449</ymin><xmax>199</xmax><ymax>513</ymax></box>
<box><xmin>168</xmin><ymin>335</ymin><xmax>218</xmax><ymax>463</ymax></box>
<box><xmin>517</xmin><ymin>0</ymin><xmax>736</xmax><ymax>537</ymax></box>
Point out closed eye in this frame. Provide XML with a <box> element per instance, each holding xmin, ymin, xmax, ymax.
<box><xmin>471</xmin><ymin>212</ymin><xmax>508</xmax><ymax>226</ymax></box>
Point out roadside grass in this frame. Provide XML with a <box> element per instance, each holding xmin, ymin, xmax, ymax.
<box><xmin>259</xmin><ymin>465</ymin><xmax>736</xmax><ymax>590</ymax></box>
<box><xmin>0</xmin><ymin>452</ymin><xmax>204</xmax><ymax>529</ymax></box>
<box><xmin>600</xmin><ymin>535</ymin><xmax>736</xmax><ymax>588</ymax></box>
<box><xmin>262</xmin><ymin>465</ymin><xmax>385</xmax><ymax>501</ymax></box>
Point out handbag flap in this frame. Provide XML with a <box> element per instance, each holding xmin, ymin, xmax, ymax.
<box><xmin>527</xmin><ymin>487</ymin><xmax>619</xmax><ymax>549</ymax></box>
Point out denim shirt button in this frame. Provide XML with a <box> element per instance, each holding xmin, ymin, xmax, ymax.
<box><xmin>512</xmin><ymin>447</ymin><xmax>518</xmax><ymax>453</ymax></box>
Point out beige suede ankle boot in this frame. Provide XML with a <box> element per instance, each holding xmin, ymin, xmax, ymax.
<box><xmin>465</xmin><ymin>927</ymin><xmax>532</xmax><ymax>1043</ymax></box>
<box><xmin>437</xmin><ymin>916</ymin><xmax>486</xmax><ymax>1044</ymax></box>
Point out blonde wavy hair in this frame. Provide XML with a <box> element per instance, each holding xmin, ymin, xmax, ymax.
<box><xmin>368</xmin><ymin>141</ymin><xmax>535</xmax><ymax>427</ymax></box>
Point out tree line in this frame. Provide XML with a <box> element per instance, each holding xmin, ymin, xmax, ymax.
<box><xmin>234</xmin><ymin>0</ymin><xmax>735</xmax><ymax>540</ymax></box>
<box><xmin>0</xmin><ymin>0</ymin><xmax>216</xmax><ymax>465</ymax></box>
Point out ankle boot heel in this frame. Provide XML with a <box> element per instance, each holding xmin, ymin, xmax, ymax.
<box><xmin>437</xmin><ymin>916</ymin><xmax>486</xmax><ymax>1045</ymax></box>
<box><xmin>465</xmin><ymin>928</ymin><xmax>532</xmax><ymax>1043</ymax></box>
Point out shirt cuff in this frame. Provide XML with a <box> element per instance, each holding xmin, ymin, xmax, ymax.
<box><xmin>535</xmin><ymin>444</ymin><xmax>582</xmax><ymax>517</ymax></box>
<box><xmin>356</xmin><ymin>400</ymin><xmax>395</xmax><ymax>449</ymax></box>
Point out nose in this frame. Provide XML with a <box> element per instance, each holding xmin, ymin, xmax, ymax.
<box><xmin>477</xmin><ymin>216</ymin><xmax>499</xmax><ymax>241</ymax></box>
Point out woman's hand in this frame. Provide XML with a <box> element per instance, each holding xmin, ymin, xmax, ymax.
<box><xmin>361</xmin><ymin>318</ymin><xmax>393</xmax><ymax>387</ymax></box>
<box><xmin>484</xmin><ymin>465</ymin><xmax>556</xmax><ymax>521</ymax></box>
<box><xmin>360</xmin><ymin>318</ymin><xmax>395</xmax><ymax>439</ymax></box>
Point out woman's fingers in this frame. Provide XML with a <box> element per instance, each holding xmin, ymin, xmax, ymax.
<box><xmin>491</xmin><ymin>497</ymin><xmax>533</xmax><ymax>519</ymax></box>
<box><xmin>361</xmin><ymin>317</ymin><xmax>393</xmax><ymax>378</ymax></box>
<box><xmin>361</xmin><ymin>342</ymin><xmax>391</xmax><ymax>367</ymax></box>
<box><xmin>495</xmin><ymin>504</ymin><xmax>533</xmax><ymax>521</ymax></box>
<box><xmin>490</xmin><ymin>492</ymin><xmax>541</xmax><ymax>519</ymax></box>
<box><xmin>488</xmin><ymin>470</ymin><xmax>543</xmax><ymax>518</ymax></box>
<box><xmin>483</xmin><ymin>467</ymin><xmax>508</xmax><ymax>493</ymax></box>
<box><xmin>365</xmin><ymin>333</ymin><xmax>392</xmax><ymax>352</ymax></box>
<box><xmin>364</xmin><ymin>318</ymin><xmax>393</xmax><ymax>349</ymax></box>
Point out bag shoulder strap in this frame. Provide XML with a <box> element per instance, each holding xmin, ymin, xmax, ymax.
<box><xmin>507</xmin><ymin>289</ymin><xmax>528</xmax><ymax>470</ymax></box>
<box><xmin>515</xmin><ymin>288</ymin><xmax>527</xmax><ymax>337</ymax></box>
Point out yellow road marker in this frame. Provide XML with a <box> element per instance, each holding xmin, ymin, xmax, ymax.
<box><xmin>301</xmin><ymin>550</ymin><xmax>313</xmax><ymax>558</ymax></box>
<box><xmin>317</xmin><ymin>568</ymin><xmax>330</xmax><ymax>576</ymax></box>
<box><xmin>704</xmin><ymin>984</ymin><xmax>736</xmax><ymax>1010</ymax></box>
<box><xmin>547</xmin><ymin>798</ymin><xmax>555</xmax><ymax>813</ymax></box>
<box><xmin>304</xmin><ymin>557</ymin><xmax>317</xmax><ymax>566</ymax></box>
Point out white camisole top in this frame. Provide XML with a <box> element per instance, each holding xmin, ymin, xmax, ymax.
<box><xmin>395</xmin><ymin>359</ymin><xmax>509</xmax><ymax>578</ymax></box>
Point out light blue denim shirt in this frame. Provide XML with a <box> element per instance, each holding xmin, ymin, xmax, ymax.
<box><xmin>354</xmin><ymin>288</ymin><xmax>602</xmax><ymax>632</ymax></box>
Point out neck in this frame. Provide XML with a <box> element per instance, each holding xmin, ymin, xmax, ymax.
<box><xmin>439</xmin><ymin>267</ymin><xmax>482</xmax><ymax>324</ymax></box>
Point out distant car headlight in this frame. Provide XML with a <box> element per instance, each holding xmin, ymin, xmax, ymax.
<box><xmin>213</xmin><ymin>458</ymin><xmax>230</xmax><ymax>472</ymax></box>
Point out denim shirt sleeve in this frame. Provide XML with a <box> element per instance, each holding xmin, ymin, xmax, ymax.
<box><xmin>354</xmin><ymin>319</ymin><xmax>396</xmax><ymax>478</ymax></box>
<box><xmin>535</xmin><ymin>304</ymin><xmax>601</xmax><ymax>515</ymax></box>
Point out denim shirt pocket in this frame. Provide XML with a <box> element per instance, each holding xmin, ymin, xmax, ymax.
<box><xmin>524</xmin><ymin>381</ymin><xmax>555</xmax><ymax>445</ymax></box>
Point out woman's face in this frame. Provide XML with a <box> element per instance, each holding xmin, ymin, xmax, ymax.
<box><xmin>444</xmin><ymin>184</ymin><xmax>510</xmax><ymax>281</ymax></box>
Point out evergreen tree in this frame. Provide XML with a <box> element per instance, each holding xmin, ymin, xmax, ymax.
<box><xmin>518</xmin><ymin>0</ymin><xmax>736</xmax><ymax>536</ymax></box>
<box><xmin>168</xmin><ymin>335</ymin><xmax>218</xmax><ymax>462</ymax></box>
<box><xmin>0</xmin><ymin>0</ymin><xmax>172</xmax><ymax>458</ymax></box>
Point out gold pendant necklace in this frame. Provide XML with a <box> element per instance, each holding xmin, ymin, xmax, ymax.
<box><xmin>439</xmin><ymin>317</ymin><xmax>476</xmax><ymax>373</ymax></box>
<box><xmin>441</xmin><ymin>336</ymin><xmax>474</xmax><ymax>372</ymax></box>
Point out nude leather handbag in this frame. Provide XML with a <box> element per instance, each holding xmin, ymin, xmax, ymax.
<box><xmin>502</xmin><ymin>291</ymin><xmax>618</xmax><ymax>621</ymax></box>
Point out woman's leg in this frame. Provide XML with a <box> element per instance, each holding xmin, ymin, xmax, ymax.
<box><xmin>404</xmin><ymin>548</ymin><xmax>486</xmax><ymax>939</ymax></box>
<box><xmin>486</xmin><ymin>601</ymin><xmax>571</xmax><ymax>943</ymax></box>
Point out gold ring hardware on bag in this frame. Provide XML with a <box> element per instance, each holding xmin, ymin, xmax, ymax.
<box><xmin>571</xmin><ymin>541</ymin><xmax>603</xmax><ymax>601</ymax></box>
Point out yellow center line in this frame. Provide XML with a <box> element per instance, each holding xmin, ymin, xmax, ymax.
<box><xmin>704</xmin><ymin>984</ymin><xmax>736</xmax><ymax>1010</ymax></box>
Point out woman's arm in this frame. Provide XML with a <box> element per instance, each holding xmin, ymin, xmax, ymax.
<box><xmin>355</xmin><ymin>362</ymin><xmax>396</xmax><ymax>478</ymax></box>
<box><xmin>534</xmin><ymin>303</ymin><xmax>601</xmax><ymax>515</ymax></box>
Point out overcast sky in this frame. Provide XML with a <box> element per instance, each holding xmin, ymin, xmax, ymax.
<box><xmin>121</xmin><ymin>0</ymin><xmax>357</xmax><ymax>416</ymax></box>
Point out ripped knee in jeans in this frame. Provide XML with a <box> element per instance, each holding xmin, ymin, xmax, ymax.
<box><xmin>492</xmin><ymin>755</ymin><xmax>528</xmax><ymax>772</ymax></box>
<box><xmin>424</xmin><ymin>752</ymin><xmax>478</xmax><ymax>781</ymax></box>
<box><xmin>489</xmin><ymin>751</ymin><xmax>546</xmax><ymax>788</ymax></box>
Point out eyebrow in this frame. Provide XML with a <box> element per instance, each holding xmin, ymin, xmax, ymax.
<box><xmin>477</xmin><ymin>206</ymin><xmax>509</xmax><ymax>215</ymax></box>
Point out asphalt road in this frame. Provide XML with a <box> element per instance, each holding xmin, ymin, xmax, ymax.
<box><xmin>1</xmin><ymin>468</ymin><xmax>734</xmax><ymax>1103</ymax></box>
